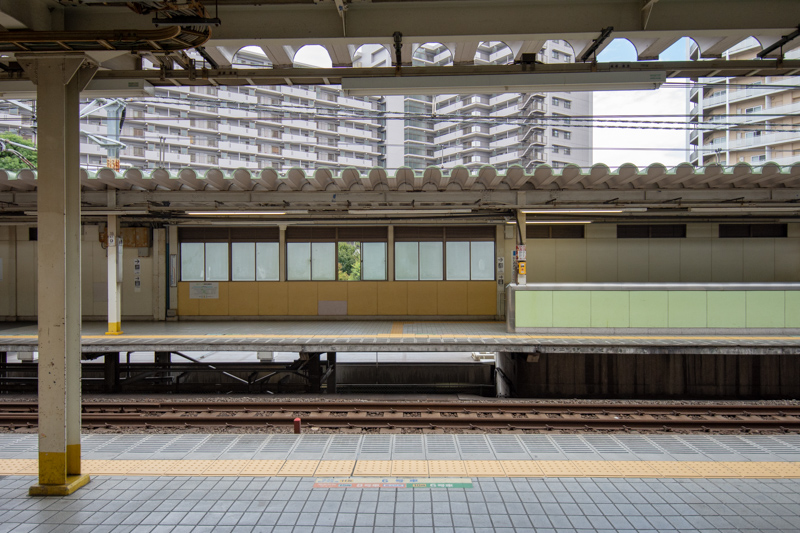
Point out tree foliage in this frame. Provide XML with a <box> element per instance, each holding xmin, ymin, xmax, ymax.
<box><xmin>0</xmin><ymin>133</ymin><xmax>37</xmax><ymax>170</ymax></box>
<box><xmin>337</xmin><ymin>242</ymin><xmax>361</xmax><ymax>281</ymax></box>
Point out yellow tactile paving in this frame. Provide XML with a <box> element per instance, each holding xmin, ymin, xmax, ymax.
<box><xmin>428</xmin><ymin>460</ymin><xmax>467</xmax><ymax>477</ymax></box>
<box><xmin>501</xmin><ymin>460</ymin><xmax>544</xmax><ymax>477</ymax></box>
<box><xmin>278</xmin><ymin>460</ymin><xmax>320</xmax><ymax>477</ymax></box>
<box><xmin>538</xmin><ymin>461</ymin><xmax>586</xmax><ymax>477</ymax></box>
<box><xmin>391</xmin><ymin>460</ymin><xmax>429</xmax><ymax>477</ymax></box>
<box><xmin>681</xmin><ymin>461</ymin><xmax>739</xmax><ymax>478</ymax></box>
<box><xmin>770</xmin><ymin>462</ymin><xmax>800</xmax><ymax>478</ymax></box>
<box><xmin>1</xmin><ymin>459</ymin><xmax>795</xmax><ymax>478</ymax></box>
<box><xmin>202</xmin><ymin>460</ymin><xmax>250</xmax><ymax>476</ymax></box>
<box><xmin>574</xmin><ymin>461</ymin><xmax>624</xmax><ymax>477</ymax></box>
<box><xmin>722</xmin><ymin>461</ymin><xmax>783</xmax><ymax>478</ymax></box>
<box><xmin>390</xmin><ymin>322</ymin><xmax>405</xmax><ymax>335</ymax></box>
<box><xmin>353</xmin><ymin>460</ymin><xmax>392</xmax><ymax>476</ymax></box>
<box><xmin>239</xmin><ymin>460</ymin><xmax>284</xmax><ymax>476</ymax></box>
<box><xmin>314</xmin><ymin>460</ymin><xmax>356</xmax><ymax>476</ymax></box>
<box><xmin>647</xmin><ymin>461</ymin><xmax>703</xmax><ymax>478</ymax></box>
<box><xmin>0</xmin><ymin>459</ymin><xmax>37</xmax><ymax>474</ymax></box>
<box><xmin>606</xmin><ymin>461</ymin><xmax>662</xmax><ymax>478</ymax></box>
<box><xmin>464</xmin><ymin>460</ymin><xmax>506</xmax><ymax>477</ymax></box>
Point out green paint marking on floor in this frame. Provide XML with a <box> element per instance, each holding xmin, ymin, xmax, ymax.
<box><xmin>314</xmin><ymin>477</ymin><xmax>473</xmax><ymax>489</ymax></box>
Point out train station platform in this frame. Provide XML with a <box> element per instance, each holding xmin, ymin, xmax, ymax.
<box><xmin>1</xmin><ymin>433</ymin><xmax>799</xmax><ymax>531</ymax></box>
<box><xmin>2</xmin><ymin>320</ymin><xmax>800</xmax><ymax>355</ymax></box>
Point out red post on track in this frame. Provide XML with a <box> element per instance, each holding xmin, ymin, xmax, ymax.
<box><xmin>294</xmin><ymin>417</ymin><xmax>301</xmax><ymax>434</ymax></box>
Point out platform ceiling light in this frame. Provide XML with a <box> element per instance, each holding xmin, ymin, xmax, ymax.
<box><xmin>342</xmin><ymin>72</ymin><xmax>666</xmax><ymax>96</ymax></box>
<box><xmin>521</xmin><ymin>208</ymin><xmax>647</xmax><ymax>214</ymax></box>
<box><xmin>347</xmin><ymin>209</ymin><xmax>472</xmax><ymax>215</ymax></box>
<box><xmin>506</xmin><ymin>220</ymin><xmax>593</xmax><ymax>224</ymax></box>
<box><xmin>185</xmin><ymin>210</ymin><xmax>303</xmax><ymax>215</ymax></box>
<box><xmin>688</xmin><ymin>207</ymin><xmax>800</xmax><ymax>213</ymax></box>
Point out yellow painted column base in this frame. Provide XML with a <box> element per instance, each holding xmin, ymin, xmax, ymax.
<box><xmin>105</xmin><ymin>322</ymin><xmax>123</xmax><ymax>336</ymax></box>
<box><xmin>29</xmin><ymin>474</ymin><xmax>90</xmax><ymax>496</ymax></box>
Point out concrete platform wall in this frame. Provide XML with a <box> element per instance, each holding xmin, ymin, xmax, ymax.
<box><xmin>499</xmin><ymin>351</ymin><xmax>800</xmax><ymax>399</ymax></box>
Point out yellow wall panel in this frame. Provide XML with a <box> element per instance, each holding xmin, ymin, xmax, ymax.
<box><xmin>438</xmin><ymin>281</ymin><xmax>468</xmax><ymax>315</ymax></box>
<box><xmin>198</xmin><ymin>282</ymin><xmax>229</xmax><ymax>315</ymax></box>
<box><xmin>177</xmin><ymin>282</ymin><xmax>199</xmax><ymax>316</ymax></box>
<box><xmin>348</xmin><ymin>282</ymin><xmax>378</xmax><ymax>316</ymax></box>
<box><xmin>407</xmin><ymin>282</ymin><xmax>438</xmax><ymax>315</ymax></box>
<box><xmin>468</xmin><ymin>281</ymin><xmax>497</xmax><ymax>315</ymax></box>
<box><xmin>288</xmin><ymin>282</ymin><xmax>318</xmax><ymax>315</ymax></box>
<box><xmin>228</xmin><ymin>282</ymin><xmax>259</xmax><ymax>316</ymax></box>
<box><xmin>258</xmin><ymin>282</ymin><xmax>288</xmax><ymax>315</ymax></box>
<box><xmin>377</xmin><ymin>282</ymin><xmax>408</xmax><ymax>315</ymax></box>
<box><xmin>317</xmin><ymin>281</ymin><xmax>348</xmax><ymax>302</ymax></box>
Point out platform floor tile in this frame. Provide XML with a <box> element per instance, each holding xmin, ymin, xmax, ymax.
<box><xmin>682</xmin><ymin>460</ymin><xmax>740</xmax><ymax>478</ymax></box>
<box><xmin>574</xmin><ymin>460</ymin><xmax>624</xmax><ymax>477</ymax></box>
<box><xmin>538</xmin><ymin>460</ymin><xmax>585</xmax><ymax>477</ymax></box>
<box><xmin>313</xmin><ymin>459</ymin><xmax>355</xmax><ymax>476</ymax></box>
<box><xmin>353</xmin><ymin>459</ymin><xmax>392</xmax><ymax>476</ymax></box>
<box><xmin>201</xmin><ymin>459</ymin><xmax>250</xmax><ymax>476</ymax></box>
<box><xmin>607</xmin><ymin>460</ymin><xmax>663</xmax><ymax>477</ymax></box>
<box><xmin>278</xmin><ymin>459</ymin><xmax>319</xmax><ymax>476</ymax></box>
<box><xmin>648</xmin><ymin>460</ymin><xmax>704</xmax><ymax>477</ymax></box>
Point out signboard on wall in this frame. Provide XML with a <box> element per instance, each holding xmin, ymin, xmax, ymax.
<box><xmin>189</xmin><ymin>282</ymin><xmax>219</xmax><ymax>299</ymax></box>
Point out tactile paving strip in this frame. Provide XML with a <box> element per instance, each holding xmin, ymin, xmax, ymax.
<box><xmin>681</xmin><ymin>461</ymin><xmax>738</xmax><ymax>478</ymax></box>
<box><xmin>278</xmin><ymin>460</ymin><xmax>319</xmax><ymax>477</ymax></box>
<box><xmin>391</xmin><ymin>460</ymin><xmax>428</xmax><ymax>477</ymax></box>
<box><xmin>500</xmin><ymin>460</ymin><xmax>544</xmax><ymax>477</ymax></box>
<box><xmin>538</xmin><ymin>461</ymin><xmax>585</xmax><ymax>477</ymax></box>
<box><xmin>647</xmin><ymin>461</ymin><xmax>703</xmax><ymax>478</ymax></box>
<box><xmin>428</xmin><ymin>460</ymin><xmax>467</xmax><ymax>476</ymax></box>
<box><xmin>607</xmin><ymin>461</ymin><xmax>662</xmax><ymax>478</ymax></box>
<box><xmin>314</xmin><ymin>460</ymin><xmax>356</xmax><ymax>476</ymax></box>
<box><xmin>353</xmin><ymin>460</ymin><xmax>392</xmax><ymax>476</ymax></box>
<box><xmin>575</xmin><ymin>461</ymin><xmax>624</xmax><ymax>477</ymax></box>
<box><xmin>239</xmin><ymin>460</ymin><xmax>284</xmax><ymax>476</ymax></box>
<box><xmin>464</xmin><ymin>460</ymin><xmax>506</xmax><ymax>477</ymax></box>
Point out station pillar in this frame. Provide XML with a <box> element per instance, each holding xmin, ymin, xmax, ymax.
<box><xmin>105</xmin><ymin>211</ymin><xmax>123</xmax><ymax>335</ymax></box>
<box><xmin>17</xmin><ymin>53</ymin><xmax>97</xmax><ymax>495</ymax></box>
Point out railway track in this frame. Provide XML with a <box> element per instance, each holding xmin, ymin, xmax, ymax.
<box><xmin>2</xmin><ymin>401</ymin><xmax>799</xmax><ymax>432</ymax></box>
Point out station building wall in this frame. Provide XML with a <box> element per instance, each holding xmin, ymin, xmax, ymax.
<box><xmin>525</xmin><ymin>222</ymin><xmax>800</xmax><ymax>283</ymax></box>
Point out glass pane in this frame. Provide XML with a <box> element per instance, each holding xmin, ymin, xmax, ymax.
<box><xmin>180</xmin><ymin>242</ymin><xmax>204</xmax><ymax>281</ymax></box>
<box><xmin>231</xmin><ymin>242</ymin><xmax>255</xmax><ymax>281</ymax></box>
<box><xmin>256</xmin><ymin>242</ymin><xmax>279</xmax><ymax>281</ymax></box>
<box><xmin>446</xmin><ymin>241</ymin><xmax>470</xmax><ymax>280</ymax></box>
<box><xmin>362</xmin><ymin>242</ymin><xmax>386</xmax><ymax>280</ymax></box>
<box><xmin>395</xmin><ymin>242</ymin><xmax>418</xmax><ymax>280</ymax></box>
<box><xmin>205</xmin><ymin>242</ymin><xmax>229</xmax><ymax>281</ymax></box>
<box><xmin>470</xmin><ymin>241</ymin><xmax>494</xmax><ymax>280</ymax></box>
<box><xmin>287</xmin><ymin>242</ymin><xmax>311</xmax><ymax>280</ymax></box>
<box><xmin>419</xmin><ymin>241</ymin><xmax>443</xmax><ymax>280</ymax></box>
<box><xmin>338</xmin><ymin>241</ymin><xmax>361</xmax><ymax>281</ymax></box>
<box><xmin>312</xmin><ymin>242</ymin><xmax>336</xmax><ymax>281</ymax></box>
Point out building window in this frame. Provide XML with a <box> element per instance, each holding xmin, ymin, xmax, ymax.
<box><xmin>552</xmin><ymin>129</ymin><xmax>559</xmax><ymax>137</ymax></box>
<box><xmin>719</xmin><ymin>224</ymin><xmax>787</xmax><ymax>238</ymax></box>
<box><xmin>564</xmin><ymin>131</ymin><xmax>571</xmax><ymax>140</ymax></box>
<box><xmin>552</xmin><ymin>146</ymin><xmax>559</xmax><ymax>154</ymax></box>
<box><xmin>394</xmin><ymin>226</ymin><xmax>495</xmax><ymax>281</ymax></box>
<box><xmin>551</xmin><ymin>97</ymin><xmax>559</xmax><ymax>106</ymax></box>
<box><xmin>617</xmin><ymin>225</ymin><xmax>687</xmax><ymax>238</ymax></box>
<box><xmin>744</xmin><ymin>105</ymin><xmax>762</xmax><ymax>114</ymax></box>
<box><xmin>179</xmin><ymin>228</ymin><xmax>279</xmax><ymax>282</ymax></box>
<box><xmin>751</xmin><ymin>154</ymin><xmax>766</xmax><ymax>162</ymax></box>
<box><xmin>562</xmin><ymin>100</ymin><xmax>571</xmax><ymax>109</ymax></box>
<box><xmin>180</xmin><ymin>242</ymin><xmax>229</xmax><ymax>281</ymax></box>
<box><xmin>287</xmin><ymin>227</ymin><xmax>387</xmax><ymax>281</ymax></box>
<box><xmin>563</xmin><ymin>147</ymin><xmax>571</xmax><ymax>155</ymax></box>
<box><xmin>552</xmin><ymin>50</ymin><xmax>559</xmax><ymax>59</ymax></box>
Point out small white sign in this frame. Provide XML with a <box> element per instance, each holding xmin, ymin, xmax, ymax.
<box><xmin>134</xmin><ymin>275</ymin><xmax>141</xmax><ymax>293</ymax></box>
<box><xmin>189</xmin><ymin>282</ymin><xmax>219</xmax><ymax>299</ymax></box>
<box><xmin>133</xmin><ymin>258</ymin><xmax>141</xmax><ymax>276</ymax></box>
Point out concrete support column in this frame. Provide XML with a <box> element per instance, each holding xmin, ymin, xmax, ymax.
<box><xmin>105</xmin><ymin>210</ymin><xmax>123</xmax><ymax>335</ymax></box>
<box><xmin>514</xmin><ymin>209</ymin><xmax>526</xmax><ymax>285</ymax></box>
<box><xmin>278</xmin><ymin>225</ymin><xmax>287</xmax><ymax>281</ymax></box>
<box><xmin>18</xmin><ymin>52</ymin><xmax>96</xmax><ymax>495</ymax></box>
<box><xmin>167</xmin><ymin>225</ymin><xmax>178</xmax><ymax>318</ymax></box>
<box><xmin>104</xmin><ymin>353</ymin><xmax>119</xmax><ymax>393</ymax></box>
<box><xmin>307</xmin><ymin>353</ymin><xmax>321</xmax><ymax>393</ymax></box>
<box><xmin>495</xmin><ymin>351</ymin><xmax>518</xmax><ymax>398</ymax></box>
<box><xmin>387</xmin><ymin>226</ymin><xmax>394</xmax><ymax>281</ymax></box>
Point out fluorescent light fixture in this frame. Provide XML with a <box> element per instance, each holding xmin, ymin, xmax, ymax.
<box><xmin>347</xmin><ymin>209</ymin><xmax>472</xmax><ymax>215</ymax></box>
<box><xmin>521</xmin><ymin>208</ymin><xmax>647</xmax><ymax>214</ymax></box>
<box><xmin>688</xmin><ymin>207</ymin><xmax>800</xmax><ymax>213</ymax></box>
<box><xmin>342</xmin><ymin>71</ymin><xmax>666</xmax><ymax>96</ymax></box>
<box><xmin>507</xmin><ymin>220</ymin><xmax>593</xmax><ymax>224</ymax></box>
<box><xmin>185</xmin><ymin>210</ymin><xmax>302</xmax><ymax>215</ymax></box>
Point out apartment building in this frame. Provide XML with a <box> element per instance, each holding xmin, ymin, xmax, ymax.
<box><xmin>689</xmin><ymin>37</ymin><xmax>800</xmax><ymax>167</ymax></box>
<box><xmin>0</xmin><ymin>41</ymin><xmax>592</xmax><ymax>172</ymax></box>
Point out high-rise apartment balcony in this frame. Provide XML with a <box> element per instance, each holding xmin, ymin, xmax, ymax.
<box><xmin>737</xmin><ymin>100</ymin><xmax>800</xmax><ymax>126</ymax></box>
<box><xmin>689</xmin><ymin>85</ymin><xmax>699</xmax><ymax>104</ymax></box>
<box><xmin>728</xmin><ymin>130</ymin><xmax>800</xmax><ymax>150</ymax></box>
<box><xmin>702</xmin><ymin>91</ymin><xmax>728</xmax><ymax>109</ymax></box>
<box><xmin>218</xmin><ymin>123</ymin><xmax>252</xmax><ymax>136</ymax></box>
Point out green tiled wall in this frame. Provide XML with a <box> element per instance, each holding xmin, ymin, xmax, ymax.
<box><xmin>516</xmin><ymin>290</ymin><xmax>799</xmax><ymax>329</ymax></box>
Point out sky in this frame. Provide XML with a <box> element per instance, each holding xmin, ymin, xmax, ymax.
<box><xmin>593</xmin><ymin>38</ymin><xmax>689</xmax><ymax>168</ymax></box>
